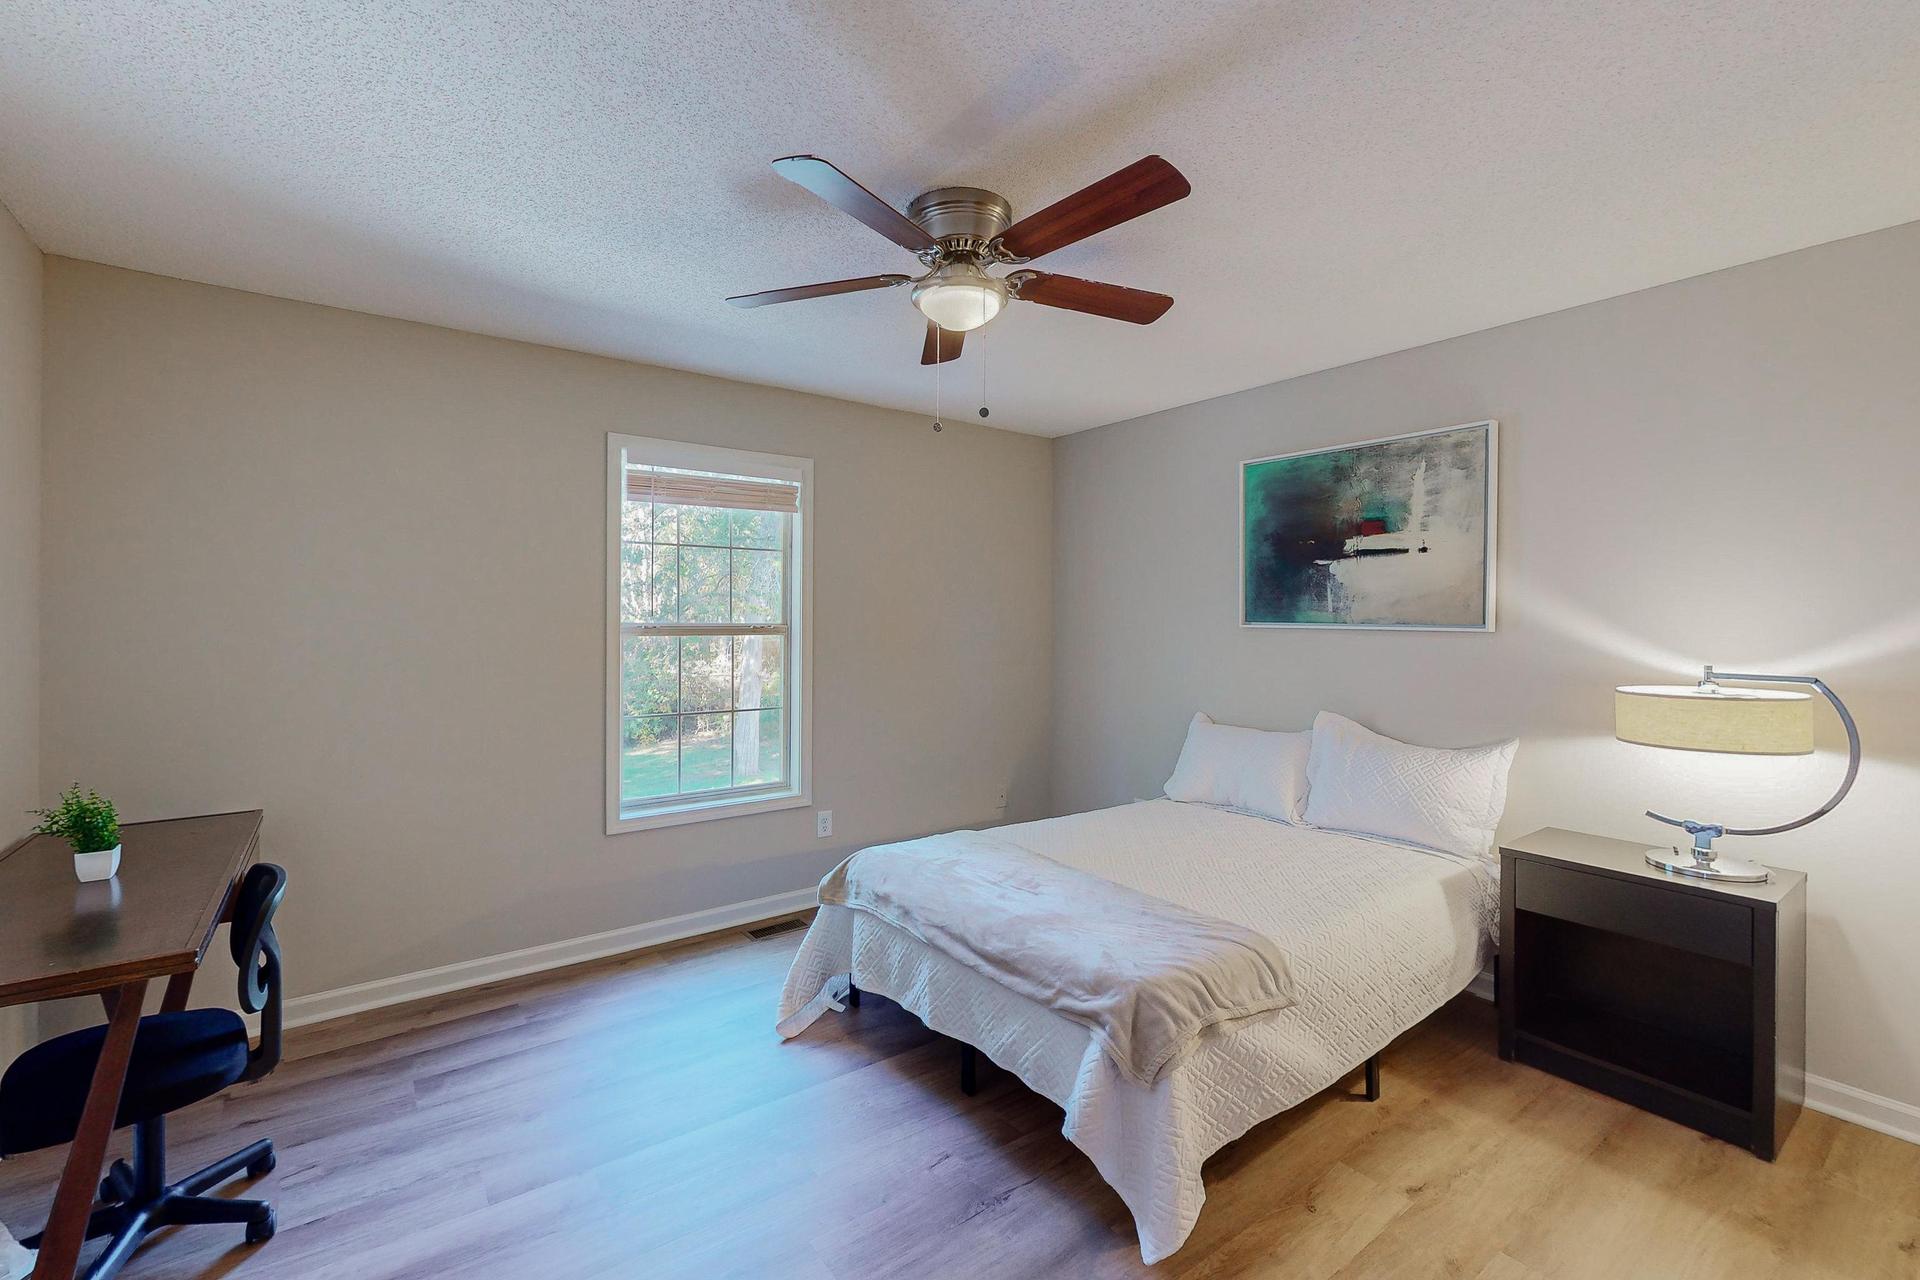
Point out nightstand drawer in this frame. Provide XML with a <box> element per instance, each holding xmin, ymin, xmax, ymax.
<box><xmin>1513</xmin><ymin>859</ymin><xmax>1751</xmax><ymax>965</ymax></box>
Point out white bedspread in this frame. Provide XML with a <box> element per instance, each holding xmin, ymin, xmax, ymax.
<box><xmin>777</xmin><ymin>799</ymin><xmax>1497</xmax><ymax>1264</ymax></box>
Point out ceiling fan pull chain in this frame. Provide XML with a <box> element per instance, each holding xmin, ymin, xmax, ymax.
<box><xmin>933</xmin><ymin>329</ymin><xmax>943</xmax><ymax>432</ymax></box>
<box><xmin>978</xmin><ymin>313</ymin><xmax>989</xmax><ymax>419</ymax></box>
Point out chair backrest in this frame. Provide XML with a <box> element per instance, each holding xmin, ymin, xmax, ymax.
<box><xmin>229</xmin><ymin>862</ymin><xmax>287</xmax><ymax>1082</ymax></box>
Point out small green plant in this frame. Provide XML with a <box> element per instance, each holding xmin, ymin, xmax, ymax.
<box><xmin>31</xmin><ymin>783</ymin><xmax>121</xmax><ymax>854</ymax></box>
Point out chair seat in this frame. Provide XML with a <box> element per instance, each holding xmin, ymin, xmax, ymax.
<box><xmin>0</xmin><ymin>1010</ymin><xmax>250</xmax><ymax>1156</ymax></box>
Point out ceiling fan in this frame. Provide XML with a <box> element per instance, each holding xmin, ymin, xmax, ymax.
<box><xmin>726</xmin><ymin>154</ymin><xmax>1191</xmax><ymax>364</ymax></box>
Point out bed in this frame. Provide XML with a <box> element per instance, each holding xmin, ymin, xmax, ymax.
<box><xmin>777</xmin><ymin>797</ymin><xmax>1498</xmax><ymax>1263</ymax></box>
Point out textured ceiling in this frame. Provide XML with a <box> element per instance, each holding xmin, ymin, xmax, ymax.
<box><xmin>3</xmin><ymin>2</ymin><xmax>1918</xmax><ymax>436</ymax></box>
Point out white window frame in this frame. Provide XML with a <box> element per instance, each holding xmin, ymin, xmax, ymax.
<box><xmin>606</xmin><ymin>433</ymin><xmax>813</xmax><ymax>834</ymax></box>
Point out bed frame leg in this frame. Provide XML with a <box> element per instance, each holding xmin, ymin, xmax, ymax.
<box><xmin>1364</xmin><ymin>1053</ymin><xmax>1381</xmax><ymax>1102</ymax></box>
<box><xmin>960</xmin><ymin>1043</ymin><xmax>978</xmax><ymax>1096</ymax></box>
<box><xmin>847</xmin><ymin>977</ymin><xmax>860</xmax><ymax>1008</ymax></box>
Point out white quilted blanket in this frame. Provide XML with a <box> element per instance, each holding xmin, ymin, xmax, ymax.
<box><xmin>777</xmin><ymin>799</ymin><xmax>1497</xmax><ymax>1264</ymax></box>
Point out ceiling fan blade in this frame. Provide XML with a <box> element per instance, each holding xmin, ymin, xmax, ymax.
<box><xmin>997</xmin><ymin>156</ymin><xmax>1191</xmax><ymax>260</ymax></box>
<box><xmin>726</xmin><ymin>274</ymin><xmax>911</xmax><ymax>308</ymax></box>
<box><xmin>771</xmin><ymin>156</ymin><xmax>941</xmax><ymax>254</ymax></box>
<box><xmin>920</xmin><ymin>321</ymin><xmax>965</xmax><ymax>365</ymax></box>
<box><xmin>1011</xmin><ymin>272</ymin><xmax>1174</xmax><ymax>324</ymax></box>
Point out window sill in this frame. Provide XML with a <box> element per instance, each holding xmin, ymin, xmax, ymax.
<box><xmin>608</xmin><ymin>789</ymin><xmax>811</xmax><ymax>835</ymax></box>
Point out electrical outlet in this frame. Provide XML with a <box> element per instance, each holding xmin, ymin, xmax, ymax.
<box><xmin>996</xmin><ymin>789</ymin><xmax>1008</xmax><ymax>811</ymax></box>
<box><xmin>816</xmin><ymin>810</ymin><xmax>833</xmax><ymax>839</ymax></box>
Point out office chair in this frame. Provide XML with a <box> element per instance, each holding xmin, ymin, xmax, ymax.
<box><xmin>0</xmin><ymin>862</ymin><xmax>288</xmax><ymax>1279</ymax></box>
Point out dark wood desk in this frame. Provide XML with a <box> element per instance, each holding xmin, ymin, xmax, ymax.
<box><xmin>0</xmin><ymin>811</ymin><xmax>261</xmax><ymax>1280</ymax></box>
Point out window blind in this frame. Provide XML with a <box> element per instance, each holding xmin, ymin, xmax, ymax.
<box><xmin>625</xmin><ymin>468</ymin><xmax>800</xmax><ymax>513</ymax></box>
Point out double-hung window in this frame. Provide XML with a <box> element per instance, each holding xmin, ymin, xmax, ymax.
<box><xmin>607</xmin><ymin>434</ymin><xmax>810</xmax><ymax>832</ymax></box>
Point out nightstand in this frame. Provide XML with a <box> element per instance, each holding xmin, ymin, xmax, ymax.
<box><xmin>1497</xmin><ymin>827</ymin><xmax>1806</xmax><ymax>1159</ymax></box>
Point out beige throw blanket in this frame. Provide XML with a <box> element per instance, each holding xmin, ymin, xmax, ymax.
<box><xmin>818</xmin><ymin>830</ymin><xmax>1297</xmax><ymax>1084</ymax></box>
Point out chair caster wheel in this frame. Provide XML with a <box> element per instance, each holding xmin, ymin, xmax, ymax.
<box><xmin>246</xmin><ymin>1208</ymin><xmax>276</xmax><ymax>1244</ymax></box>
<box><xmin>247</xmin><ymin>1150</ymin><xmax>277</xmax><ymax>1178</ymax></box>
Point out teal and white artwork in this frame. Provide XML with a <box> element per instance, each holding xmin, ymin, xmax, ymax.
<box><xmin>1241</xmin><ymin>421</ymin><xmax>1496</xmax><ymax>630</ymax></box>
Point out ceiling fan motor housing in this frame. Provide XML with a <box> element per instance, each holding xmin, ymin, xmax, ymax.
<box><xmin>906</xmin><ymin>186</ymin><xmax>1013</xmax><ymax>258</ymax></box>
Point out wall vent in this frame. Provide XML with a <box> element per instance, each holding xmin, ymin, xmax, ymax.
<box><xmin>747</xmin><ymin>916</ymin><xmax>810</xmax><ymax>941</ymax></box>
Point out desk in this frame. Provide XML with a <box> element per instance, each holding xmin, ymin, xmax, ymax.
<box><xmin>0</xmin><ymin>811</ymin><xmax>261</xmax><ymax>1280</ymax></box>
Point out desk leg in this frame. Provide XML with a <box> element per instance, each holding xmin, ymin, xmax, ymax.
<box><xmin>159</xmin><ymin>970</ymin><xmax>195</xmax><ymax>1013</ymax></box>
<box><xmin>33</xmin><ymin>978</ymin><xmax>147</xmax><ymax>1280</ymax></box>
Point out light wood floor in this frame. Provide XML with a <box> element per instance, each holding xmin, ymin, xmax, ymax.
<box><xmin>3</xmin><ymin>918</ymin><xmax>1916</xmax><ymax>1280</ymax></box>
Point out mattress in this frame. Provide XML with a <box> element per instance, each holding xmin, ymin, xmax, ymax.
<box><xmin>777</xmin><ymin>798</ymin><xmax>1498</xmax><ymax>1264</ymax></box>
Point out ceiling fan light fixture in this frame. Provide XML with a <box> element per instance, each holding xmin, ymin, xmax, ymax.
<box><xmin>911</xmin><ymin>261</ymin><xmax>1006</xmax><ymax>332</ymax></box>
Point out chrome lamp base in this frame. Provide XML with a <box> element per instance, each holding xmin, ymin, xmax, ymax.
<box><xmin>1645</xmin><ymin>846</ymin><xmax>1771</xmax><ymax>883</ymax></box>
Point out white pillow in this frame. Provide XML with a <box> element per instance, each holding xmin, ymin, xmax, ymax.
<box><xmin>1163</xmin><ymin>712</ymin><xmax>1312</xmax><ymax>824</ymax></box>
<box><xmin>1303</xmin><ymin>711</ymin><xmax>1516</xmax><ymax>861</ymax></box>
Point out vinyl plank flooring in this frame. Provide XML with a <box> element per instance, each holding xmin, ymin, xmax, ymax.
<box><xmin>2</xmin><ymin>920</ymin><xmax>1914</xmax><ymax>1279</ymax></box>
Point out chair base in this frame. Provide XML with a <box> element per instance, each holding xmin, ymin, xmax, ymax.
<box><xmin>22</xmin><ymin>1117</ymin><xmax>275</xmax><ymax>1280</ymax></box>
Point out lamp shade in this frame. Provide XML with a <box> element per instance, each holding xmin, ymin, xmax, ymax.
<box><xmin>1615</xmin><ymin>684</ymin><xmax>1814</xmax><ymax>755</ymax></box>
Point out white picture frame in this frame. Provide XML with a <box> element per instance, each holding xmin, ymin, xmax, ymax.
<box><xmin>1239</xmin><ymin>419</ymin><xmax>1498</xmax><ymax>632</ymax></box>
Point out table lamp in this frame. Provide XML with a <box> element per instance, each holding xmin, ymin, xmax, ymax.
<box><xmin>1614</xmin><ymin>665</ymin><xmax>1860</xmax><ymax>883</ymax></box>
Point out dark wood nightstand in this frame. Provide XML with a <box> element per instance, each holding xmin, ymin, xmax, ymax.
<box><xmin>1497</xmin><ymin>827</ymin><xmax>1806</xmax><ymax>1159</ymax></box>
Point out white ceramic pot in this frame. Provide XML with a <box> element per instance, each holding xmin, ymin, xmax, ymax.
<box><xmin>73</xmin><ymin>844</ymin><xmax>122</xmax><ymax>883</ymax></box>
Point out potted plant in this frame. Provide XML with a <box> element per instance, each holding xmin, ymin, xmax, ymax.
<box><xmin>31</xmin><ymin>784</ymin><xmax>123</xmax><ymax>882</ymax></box>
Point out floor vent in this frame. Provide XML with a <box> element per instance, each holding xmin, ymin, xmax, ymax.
<box><xmin>747</xmin><ymin>916</ymin><xmax>810</xmax><ymax>941</ymax></box>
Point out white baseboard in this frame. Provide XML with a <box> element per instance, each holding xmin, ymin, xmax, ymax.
<box><xmin>279</xmin><ymin>886</ymin><xmax>817</xmax><ymax>1031</ymax></box>
<box><xmin>1803</xmin><ymin>1073</ymin><xmax>1920</xmax><ymax>1147</ymax></box>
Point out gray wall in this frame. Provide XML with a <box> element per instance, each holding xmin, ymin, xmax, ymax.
<box><xmin>0</xmin><ymin>204</ymin><xmax>42</xmax><ymax>1059</ymax></box>
<box><xmin>39</xmin><ymin>259</ymin><xmax>1054</xmax><ymax>999</ymax></box>
<box><xmin>1052</xmin><ymin>221</ymin><xmax>1920</xmax><ymax>1112</ymax></box>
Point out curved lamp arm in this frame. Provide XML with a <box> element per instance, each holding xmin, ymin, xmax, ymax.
<box><xmin>1647</xmin><ymin>670</ymin><xmax>1861</xmax><ymax>837</ymax></box>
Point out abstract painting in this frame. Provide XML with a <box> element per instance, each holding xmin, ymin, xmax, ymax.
<box><xmin>1241</xmin><ymin>421</ymin><xmax>1496</xmax><ymax>630</ymax></box>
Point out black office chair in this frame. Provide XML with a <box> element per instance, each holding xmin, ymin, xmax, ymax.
<box><xmin>0</xmin><ymin>862</ymin><xmax>287</xmax><ymax>1278</ymax></box>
